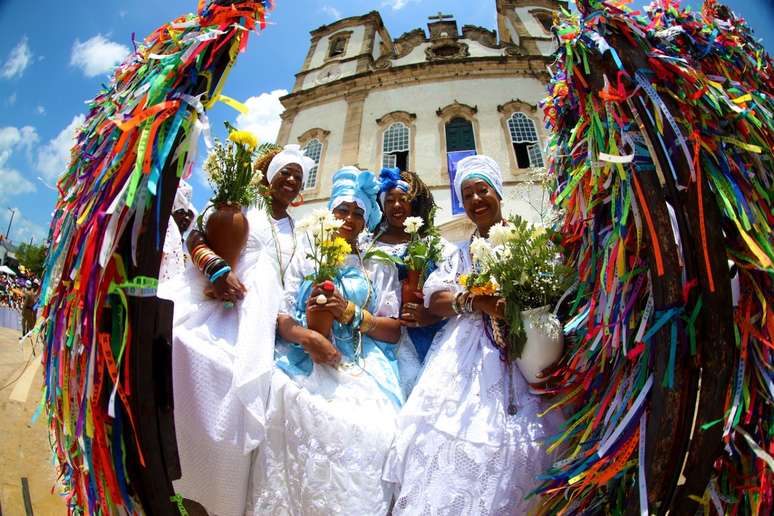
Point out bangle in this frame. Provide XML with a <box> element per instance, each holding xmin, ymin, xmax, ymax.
<box><xmin>359</xmin><ymin>309</ymin><xmax>376</xmax><ymax>334</ymax></box>
<box><xmin>452</xmin><ymin>292</ymin><xmax>464</xmax><ymax>315</ymax></box>
<box><xmin>338</xmin><ymin>301</ymin><xmax>356</xmax><ymax>324</ymax></box>
<box><xmin>464</xmin><ymin>294</ymin><xmax>475</xmax><ymax>314</ymax></box>
<box><xmin>209</xmin><ymin>265</ymin><xmax>231</xmax><ymax>283</ymax></box>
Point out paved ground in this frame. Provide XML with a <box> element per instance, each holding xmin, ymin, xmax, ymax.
<box><xmin>0</xmin><ymin>327</ymin><xmax>63</xmax><ymax>515</ymax></box>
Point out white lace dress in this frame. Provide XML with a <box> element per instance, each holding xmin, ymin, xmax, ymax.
<box><xmin>247</xmin><ymin>253</ymin><xmax>403</xmax><ymax>516</ymax></box>
<box><xmin>383</xmin><ymin>240</ymin><xmax>563</xmax><ymax>515</ymax></box>
<box><xmin>366</xmin><ymin>238</ymin><xmax>423</xmax><ymax>399</ymax></box>
<box><xmin>165</xmin><ymin>208</ymin><xmax>297</xmax><ymax>516</ymax></box>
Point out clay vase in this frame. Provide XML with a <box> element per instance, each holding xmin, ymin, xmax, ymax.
<box><xmin>401</xmin><ymin>269</ymin><xmax>422</xmax><ymax>309</ymax></box>
<box><xmin>205</xmin><ymin>204</ymin><xmax>249</xmax><ymax>269</ymax></box>
<box><xmin>515</xmin><ymin>305</ymin><xmax>564</xmax><ymax>384</ymax></box>
<box><xmin>306</xmin><ymin>283</ymin><xmax>335</xmax><ymax>338</ymax></box>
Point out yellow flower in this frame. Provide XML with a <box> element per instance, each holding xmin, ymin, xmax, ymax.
<box><xmin>471</xmin><ymin>281</ymin><xmax>498</xmax><ymax>296</ymax></box>
<box><xmin>228</xmin><ymin>130</ymin><xmax>258</xmax><ymax>151</ymax></box>
<box><xmin>459</xmin><ymin>274</ymin><xmax>470</xmax><ymax>288</ymax></box>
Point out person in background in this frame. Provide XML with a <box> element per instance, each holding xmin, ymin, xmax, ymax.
<box><xmin>159</xmin><ymin>180</ymin><xmax>196</xmax><ymax>285</ymax></box>
<box><xmin>362</xmin><ymin>167</ymin><xmax>446</xmax><ymax>397</ymax></box>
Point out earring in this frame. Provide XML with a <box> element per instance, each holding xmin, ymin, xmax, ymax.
<box><xmin>290</xmin><ymin>192</ymin><xmax>305</xmax><ymax>208</ymax></box>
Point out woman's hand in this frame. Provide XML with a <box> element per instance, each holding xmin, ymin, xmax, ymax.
<box><xmin>301</xmin><ymin>329</ymin><xmax>341</xmax><ymax>366</ymax></box>
<box><xmin>400</xmin><ymin>302</ymin><xmax>442</xmax><ymax>328</ymax></box>
<box><xmin>308</xmin><ymin>284</ymin><xmax>347</xmax><ymax>320</ymax></box>
<box><xmin>206</xmin><ymin>271</ymin><xmax>246</xmax><ymax>302</ymax></box>
<box><xmin>472</xmin><ymin>295</ymin><xmax>506</xmax><ymax>320</ymax></box>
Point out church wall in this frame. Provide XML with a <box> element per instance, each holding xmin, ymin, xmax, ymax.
<box><xmin>391</xmin><ymin>43</ymin><xmax>430</xmax><ymax>67</ymax></box>
<box><xmin>285</xmin><ymin>98</ymin><xmax>348</xmax><ymax>191</ymax></box>
<box><xmin>514</xmin><ymin>7</ymin><xmax>552</xmax><ymax>38</ymax></box>
<box><xmin>308</xmin><ymin>25</ymin><xmax>367</xmax><ymax>70</ymax></box>
<box><xmin>373</xmin><ymin>31</ymin><xmax>384</xmax><ymax>60</ymax></box>
<box><xmin>357</xmin><ymin>75</ymin><xmax>547</xmax><ymax>180</ymax></box>
<box><xmin>301</xmin><ymin>59</ymin><xmax>359</xmax><ymax>90</ymax></box>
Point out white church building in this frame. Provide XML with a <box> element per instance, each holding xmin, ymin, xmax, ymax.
<box><xmin>277</xmin><ymin>0</ymin><xmax>565</xmax><ymax>238</ymax></box>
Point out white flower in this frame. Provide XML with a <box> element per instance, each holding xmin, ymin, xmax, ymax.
<box><xmin>403</xmin><ymin>216</ymin><xmax>424</xmax><ymax>234</ymax></box>
<box><xmin>311</xmin><ymin>208</ymin><xmax>331</xmax><ymax>223</ymax></box>
<box><xmin>488</xmin><ymin>222</ymin><xmax>515</xmax><ymax>247</ymax></box>
<box><xmin>469</xmin><ymin>237</ymin><xmax>494</xmax><ymax>264</ymax></box>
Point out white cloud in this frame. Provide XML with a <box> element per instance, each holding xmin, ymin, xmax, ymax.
<box><xmin>36</xmin><ymin>114</ymin><xmax>85</xmax><ymax>182</ymax></box>
<box><xmin>235</xmin><ymin>89</ymin><xmax>288</xmax><ymax>145</ymax></box>
<box><xmin>0</xmin><ymin>207</ymin><xmax>48</xmax><ymax>244</ymax></box>
<box><xmin>70</xmin><ymin>34</ymin><xmax>130</xmax><ymax>78</ymax></box>
<box><xmin>1</xmin><ymin>36</ymin><xmax>33</xmax><ymax>79</ymax></box>
<box><xmin>0</xmin><ymin>125</ymin><xmax>38</xmax><ymax>203</ymax></box>
<box><xmin>382</xmin><ymin>0</ymin><xmax>418</xmax><ymax>10</ymax></box>
<box><xmin>35</xmin><ymin>105</ymin><xmax>45</xmax><ymax>115</ymax></box>
<box><xmin>321</xmin><ymin>5</ymin><xmax>342</xmax><ymax>19</ymax></box>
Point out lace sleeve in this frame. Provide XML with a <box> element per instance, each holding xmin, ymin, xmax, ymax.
<box><xmin>367</xmin><ymin>260</ymin><xmax>400</xmax><ymax>318</ymax></box>
<box><xmin>279</xmin><ymin>250</ymin><xmax>311</xmax><ymax>316</ymax></box>
<box><xmin>422</xmin><ymin>241</ymin><xmax>467</xmax><ymax>308</ymax></box>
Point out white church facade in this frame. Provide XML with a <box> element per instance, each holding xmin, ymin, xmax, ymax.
<box><xmin>276</xmin><ymin>0</ymin><xmax>565</xmax><ymax>238</ymax></box>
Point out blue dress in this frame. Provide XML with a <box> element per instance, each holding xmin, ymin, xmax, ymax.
<box><xmin>249</xmin><ymin>253</ymin><xmax>403</xmax><ymax>515</ymax></box>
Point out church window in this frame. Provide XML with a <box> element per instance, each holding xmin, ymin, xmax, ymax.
<box><xmin>445</xmin><ymin>117</ymin><xmax>476</xmax><ymax>153</ymax></box>
<box><xmin>302</xmin><ymin>138</ymin><xmax>323</xmax><ymax>189</ymax></box>
<box><xmin>533</xmin><ymin>11</ymin><xmax>554</xmax><ymax>34</ymax></box>
<box><xmin>508</xmin><ymin>113</ymin><xmax>543</xmax><ymax>168</ymax></box>
<box><xmin>382</xmin><ymin>122</ymin><xmax>410</xmax><ymax>170</ymax></box>
<box><xmin>328</xmin><ymin>34</ymin><xmax>348</xmax><ymax>58</ymax></box>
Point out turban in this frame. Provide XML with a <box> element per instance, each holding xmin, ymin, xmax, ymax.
<box><xmin>453</xmin><ymin>155</ymin><xmax>504</xmax><ymax>202</ymax></box>
<box><xmin>172</xmin><ymin>180</ymin><xmax>193</xmax><ymax>212</ymax></box>
<box><xmin>378</xmin><ymin>167</ymin><xmax>410</xmax><ymax>205</ymax></box>
<box><xmin>266</xmin><ymin>144</ymin><xmax>316</xmax><ymax>184</ymax></box>
<box><xmin>329</xmin><ymin>167</ymin><xmax>382</xmax><ymax>231</ymax></box>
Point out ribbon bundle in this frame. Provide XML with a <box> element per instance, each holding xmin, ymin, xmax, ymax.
<box><xmin>538</xmin><ymin>1</ymin><xmax>772</xmax><ymax>513</ymax></box>
<box><xmin>37</xmin><ymin>2</ymin><xmax>272</xmax><ymax>513</ymax></box>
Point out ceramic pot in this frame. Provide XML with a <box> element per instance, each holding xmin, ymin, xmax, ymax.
<box><xmin>306</xmin><ymin>306</ymin><xmax>335</xmax><ymax>338</ymax></box>
<box><xmin>516</xmin><ymin>305</ymin><xmax>564</xmax><ymax>384</ymax></box>
<box><xmin>205</xmin><ymin>204</ymin><xmax>249</xmax><ymax>269</ymax></box>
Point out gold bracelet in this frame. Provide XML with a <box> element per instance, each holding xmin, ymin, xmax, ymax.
<box><xmin>337</xmin><ymin>301</ymin><xmax>356</xmax><ymax>324</ymax></box>
<box><xmin>359</xmin><ymin>309</ymin><xmax>376</xmax><ymax>334</ymax></box>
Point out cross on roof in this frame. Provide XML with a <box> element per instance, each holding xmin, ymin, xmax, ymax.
<box><xmin>428</xmin><ymin>11</ymin><xmax>454</xmax><ymax>22</ymax></box>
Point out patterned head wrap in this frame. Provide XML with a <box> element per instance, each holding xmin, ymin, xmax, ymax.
<box><xmin>378</xmin><ymin>167</ymin><xmax>410</xmax><ymax>204</ymax></box>
<box><xmin>328</xmin><ymin>167</ymin><xmax>383</xmax><ymax>231</ymax></box>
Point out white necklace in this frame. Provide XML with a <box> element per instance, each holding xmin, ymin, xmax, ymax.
<box><xmin>269</xmin><ymin>215</ymin><xmax>296</xmax><ymax>288</ymax></box>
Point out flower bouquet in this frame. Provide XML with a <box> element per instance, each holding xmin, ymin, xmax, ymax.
<box><xmin>297</xmin><ymin>209</ymin><xmax>351</xmax><ymax>337</ymax></box>
<box><xmin>462</xmin><ymin>215</ymin><xmax>571</xmax><ymax>381</ymax></box>
<box><xmin>401</xmin><ymin>215</ymin><xmax>443</xmax><ymax>309</ymax></box>
<box><xmin>201</xmin><ymin>123</ymin><xmax>268</xmax><ymax>268</ymax></box>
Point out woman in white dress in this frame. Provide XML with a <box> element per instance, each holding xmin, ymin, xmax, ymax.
<box><xmin>167</xmin><ymin>145</ymin><xmax>314</xmax><ymax>516</ymax></box>
<box><xmin>384</xmin><ymin>155</ymin><xmax>563</xmax><ymax>515</ymax></box>
<box><xmin>362</xmin><ymin>167</ymin><xmax>447</xmax><ymax>397</ymax></box>
<box><xmin>248</xmin><ymin>167</ymin><xmax>403</xmax><ymax>515</ymax></box>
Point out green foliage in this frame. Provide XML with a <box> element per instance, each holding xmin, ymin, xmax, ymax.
<box><xmin>16</xmin><ymin>243</ymin><xmax>47</xmax><ymax>276</ymax></box>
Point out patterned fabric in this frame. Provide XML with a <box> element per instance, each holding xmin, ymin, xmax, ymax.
<box><xmin>383</xmin><ymin>240</ymin><xmax>563</xmax><ymax>514</ymax></box>
<box><xmin>249</xmin><ymin>253</ymin><xmax>403</xmax><ymax>514</ymax></box>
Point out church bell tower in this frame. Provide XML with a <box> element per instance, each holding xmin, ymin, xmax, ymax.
<box><xmin>495</xmin><ymin>0</ymin><xmax>566</xmax><ymax>56</ymax></box>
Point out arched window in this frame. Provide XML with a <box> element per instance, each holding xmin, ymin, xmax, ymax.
<box><xmin>508</xmin><ymin>113</ymin><xmax>543</xmax><ymax>168</ymax></box>
<box><xmin>302</xmin><ymin>138</ymin><xmax>323</xmax><ymax>189</ymax></box>
<box><xmin>382</xmin><ymin>122</ymin><xmax>410</xmax><ymax>170</ymax></box>
<box><xmin>445</xmin><ymin>117</ymin><xmax>476</xmax><ymax>153</ymax></box>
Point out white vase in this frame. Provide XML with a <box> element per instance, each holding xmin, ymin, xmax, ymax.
<box><xmin>515</xmin><ymin>305</ymin><xmax>564</xmax><ymax>384</ymax></box>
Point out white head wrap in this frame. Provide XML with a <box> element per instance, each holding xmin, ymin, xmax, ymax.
<box><xmin>453</xmin><ymin>155</ymin><xmax>504</xmax><ymax>201</ymax></box>
<box><xmin>266</xmin><ymin>144</ymin><xmax>316</xmax><ymax>184</ymax></box>
<box><xmin>172</xmin><ymin>180</ymin><xmax>193</xmax><ymax>212</ymax></box>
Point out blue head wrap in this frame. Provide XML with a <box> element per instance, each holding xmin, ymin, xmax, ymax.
<box><xmin>378</xmin><ymin>167</ymin><xmax>410</xmax><ymax>204</ymax></box>
<box><xmin>328</xmin><ymin>167</ymin><xmax>383</xmax><ymax>231</ymax></box>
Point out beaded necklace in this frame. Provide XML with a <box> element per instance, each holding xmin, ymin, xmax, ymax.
<box><xmin>269</xmin><ymin>215</ymin><xmax>296</xmax><ymax>288</ymax></box>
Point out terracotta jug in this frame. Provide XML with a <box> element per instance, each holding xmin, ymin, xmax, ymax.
<box><xmin>401</xmin><ymin>269</ymin><xmax>422</xmax><ymax>308</ymax></box>
<box><xmin>205</xmin><ymin>204</ymin><xmax>249</xmax><ymax>269</ymax></box>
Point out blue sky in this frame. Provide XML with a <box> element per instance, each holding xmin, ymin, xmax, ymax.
<box><xmin>0</xmin><ymin>0</ymin><xmax>771</xmax><ymax>245</ymax></box>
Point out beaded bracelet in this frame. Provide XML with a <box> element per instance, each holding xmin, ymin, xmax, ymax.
<box><xmin>452</xmin><ymin>292</ymin><xmax>464</xmax><ymax>315</ymax></box>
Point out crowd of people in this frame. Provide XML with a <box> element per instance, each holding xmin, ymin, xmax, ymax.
<box><xmin>159</xmin><ymin>146</ymin><xmax>562</xmax><ymax>515</ymax></box>
<box><xmin>0</xmin><ymin>269</ymin><xmax>39</xmax><ymax>334</ymax></box>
